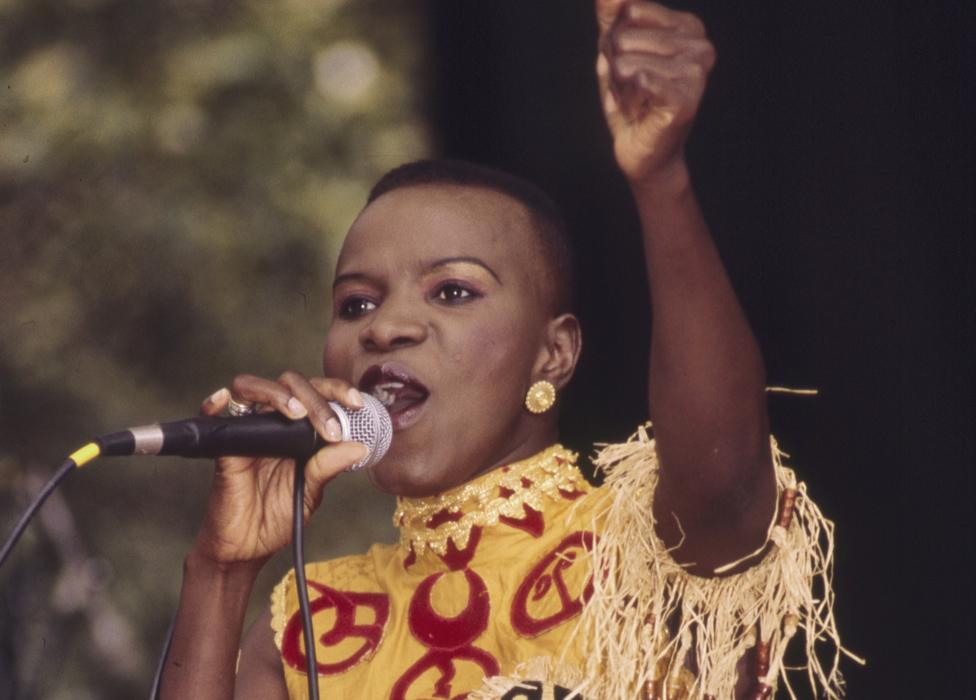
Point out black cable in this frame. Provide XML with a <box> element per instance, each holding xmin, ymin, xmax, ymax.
<box><xmin>0</xmin><ymin>458</ymin><xmax>77</xmax><ymax>571</ymax></box>
<box><xmin>1</xmin><ymin>446</ymin><xmax>322</xmax><ymax>700</ymax></box>
<box><xmin>293</xmin><ymin>461</ymin><xmax>321</xmax><ymax>700</ymax></box>
<box><xmin>149</xmin><ymin>609</ymin><xmax>177</xmax><ymax>700</ymax></box>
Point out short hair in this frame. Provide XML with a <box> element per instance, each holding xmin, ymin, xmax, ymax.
<box><xmin>367</xmin><ymin>159</ymin><xmax>575</xmax><ymax>313</ymax></box>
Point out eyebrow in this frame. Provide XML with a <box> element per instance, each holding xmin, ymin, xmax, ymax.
<box><xmin>333</xmin><ymin>256</ymin><xmax>501</xmax><ymax>289</ymax></box>
<box><xmin>429</xmin><ymin>256</ymin><xmax>501</xmax><ymax>283</ymax></box>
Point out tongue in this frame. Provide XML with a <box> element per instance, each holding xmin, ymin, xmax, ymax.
<box><xmin>388</xmin><ymin>387</ymin><xmax>427</xmax><ymax>414</ymax></box>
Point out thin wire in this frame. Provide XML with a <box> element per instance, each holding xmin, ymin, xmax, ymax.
<box><xmin>293</xmin><ymin>461</ymin><xmax>321</xmax><ymax>700</ymax></box>
<box><xmin>0</xmin><ymin>458</ymin><xmax>76</xmax><ymax>571</ymax></box>
<box><xmin>149</xmin><ymin>609</ymin><xmax>177</xmax><ymax>700</ymax></box>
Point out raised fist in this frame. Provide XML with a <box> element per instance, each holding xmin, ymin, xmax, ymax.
<box><xmin>596</xmin><ymin>1</ymin><xmax>715</xmax><ymax>182</ymax></box>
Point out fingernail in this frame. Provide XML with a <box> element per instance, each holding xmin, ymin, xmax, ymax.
<box><xmin>346</xmin><ymin>388</ymin><xmax>364</xmax><ymax>409</ymax></box>
<box><xmin>325</xmin><ymin>417</ymin><xmax>342</xmax><ymax>442</ymax></box>
<box><xmin>287</xmin><ymin>397</ymin><xmax>308</xmax><ymax>419</ymax></box>
<box><xmin>208</xmin><ymin>387</ymin><xmax>229</xmax><ymax>404</ymax></box>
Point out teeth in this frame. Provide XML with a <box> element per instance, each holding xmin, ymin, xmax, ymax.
<box><xmin>370</xmin><ymin>381</ymin><xmax>406</xmax><ymax>408</ymax></box>
<box><xmin>371</xmin><ymin>387</ymin><xmax>396</xmax><ymax>407</ymax></box>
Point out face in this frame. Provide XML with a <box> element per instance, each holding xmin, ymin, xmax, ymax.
<box><xmin>323</xmin><ymin>184</ymin><xmax>567</xmax><ymax>497</ymax></box>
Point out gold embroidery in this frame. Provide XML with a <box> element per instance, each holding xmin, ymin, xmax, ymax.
<box><xmin>270</xmin><ymin>569</ymin><xmax>294</xmax><ymax>651</ymax></box>
<box><xmin>394</xmin><ymin>445</ymin><xmax>588</xmax><ymax>556</ymax></box>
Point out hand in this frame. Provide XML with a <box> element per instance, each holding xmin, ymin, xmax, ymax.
<box><xmin>190</xmin><ymin>372</ymin><xmax>368</xmax><ymax>570</ymax></box>
<box><xmin>595</xmin><ymin>0</ymin><xmax>715</xmax><ymax>183</ymax></box>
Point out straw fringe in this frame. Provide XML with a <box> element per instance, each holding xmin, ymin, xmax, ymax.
<box><xmin>564</xmin><ymin>424</ymin><xmax>861</xmax><ymax>700</ymax></box>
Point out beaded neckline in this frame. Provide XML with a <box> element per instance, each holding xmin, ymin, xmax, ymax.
<box><xmin>394</xmin><ymin>445</ymin><xmax>589</xmax><ymax>556</ymax></box>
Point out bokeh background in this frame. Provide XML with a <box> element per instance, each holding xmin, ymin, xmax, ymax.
<box><xmin>1</xmin><ymin>1</ymin><xmax>971</xmax><ymax>698</ymax></box>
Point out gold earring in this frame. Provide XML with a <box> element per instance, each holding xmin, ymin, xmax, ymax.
<box><xmin>524</xmin><ymin>380</ymin><xmax>556</xmax><ymax>414</ymax></box>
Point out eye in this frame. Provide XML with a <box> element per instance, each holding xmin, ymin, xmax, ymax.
<box><xmin>337</xmin><ymin>296</ymin><xmax>377</xmax><ymax>319</ymax></box>
<box><xmin>434</xmin><ymin>282</ymin><xmax>478</xmax><ymax>304</ymax></box>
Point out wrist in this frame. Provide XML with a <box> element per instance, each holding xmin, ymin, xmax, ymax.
<box><xmin>185</xmin><ymin>544</ymin><xmax>266</xmax><ymax>583</ymax></box>
<box><xmin>628</xmin><ymin>156</ymin><xmax>692</xmax><ymax>201</ymax></box>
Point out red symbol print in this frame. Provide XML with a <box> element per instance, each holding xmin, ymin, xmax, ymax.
<box><xmin>281</xmin><ymin>581</ymin><xmax>390</xmax><ymax>675</ymax></box>
<box><xmin>439</xmin><ymin>525</ymin><xmax>482</xmax><ymax>571</ymax></box>
<box><xmin>511</xmin><ymin>531</ymin><xmax>595</xmax><ymax>637</ymax></box>
<box><xmin>499</xmin><ymin>504</ymin><xmax>545</xmax><ymax>537</ymax></box>
<box><xmin>391</xmin><ymin>568</ymin><xmax>499</xmax><ymax>699</ymax></box>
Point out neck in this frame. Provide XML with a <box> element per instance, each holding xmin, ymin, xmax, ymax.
<box><xmin>468</xmin><ymin>419</ymin><xmax>560</xmax><ymax>484</ymax></box>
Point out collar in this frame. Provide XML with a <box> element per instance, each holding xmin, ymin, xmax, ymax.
<box><xmin>393</xmin><ymin>445</ymin><xmax>588</xmax><ymax>557</ymax></box>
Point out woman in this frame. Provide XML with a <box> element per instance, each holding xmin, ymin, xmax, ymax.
<box><xmin>160</xmin><ymin>2</ymin><xmax>846</xmax><ymax>698</ymax></box>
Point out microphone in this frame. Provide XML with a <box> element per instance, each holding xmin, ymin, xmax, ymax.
<box><xmin>93</xmin><ymin>394</ymin><xmax>392</xmax><ymax>471</ymax></box>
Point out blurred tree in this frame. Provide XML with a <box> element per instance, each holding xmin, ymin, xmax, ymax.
<box><xmin>0</xmin><ymin>0</ymin><xmax>429</xmax><ymax>696</ymax></box>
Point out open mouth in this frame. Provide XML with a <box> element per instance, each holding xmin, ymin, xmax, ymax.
<box><xmin>358</xmin><ymin>362</ymin><xmax>430</xmax><ymax>430</ymax></box>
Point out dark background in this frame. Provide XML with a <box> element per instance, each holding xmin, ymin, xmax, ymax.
<box><xmin>426</xmin><ymin>1</ymin><xmax>973</xmax><ymax>697</ymax></box>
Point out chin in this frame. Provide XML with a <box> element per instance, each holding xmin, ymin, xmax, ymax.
<box><xmin>366</xmin><ymin>451</ymin><xmax>455</xmax><ymax>498</ymax></box>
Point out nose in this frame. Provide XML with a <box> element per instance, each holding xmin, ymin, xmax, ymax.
<box><xmin>359</xmin><ymin>298</ymin><xmax>428</xmax><ymax>352</ymax></box>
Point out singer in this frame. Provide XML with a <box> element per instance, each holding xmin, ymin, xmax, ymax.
<box><xmin>160</xmin><ymin>3</ymin><xmax>850</xmax><ymax>699</ymax></box>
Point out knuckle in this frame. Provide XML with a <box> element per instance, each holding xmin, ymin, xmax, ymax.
<box><xmin>311</xmin><ymin>376</ymin><xmax>348</xmax><ymax>396</ymax></box>
<box><xmin>231</xmin><ymin>374</ymin><xmax>254</xmax><ymax>393</ymax></box>
<box><xmin>686</xmin><ymin>62</ymin><xmax>705</xmax><ymax>80</ymax></box>
<box><xmin>278</xmin><ymin>369</ymin><xmax>302</xmax><ymax>384</ymax></box>
<box><xmin>609</xmin><ymin>29</ymin><xmax>627</xmax><ymax>54</ymax></box>
<box><xmin>681</xmin><ymin>11</ymin><xmax>706</xmax><ymax>35</ymax></box>
<box><xmin>309</xmin><ymin>395</ymin><xmax>335</xmax><ymax>421</ymax></box>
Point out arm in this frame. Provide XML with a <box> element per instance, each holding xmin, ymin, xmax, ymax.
<box><xmin>596</xmin><ymin>0</ymin><xmax>777</xmax><ymax>573</ymax></box>
<box><xmin>159</xmin><ymin>375</ymin><xmax>368</xmax><ymax>698</ymax></box>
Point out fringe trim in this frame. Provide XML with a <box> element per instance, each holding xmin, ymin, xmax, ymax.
<box><xmin>561</xmin><ymin>424</ymin><xmax>862</xmax><ymax>700</ymax></box>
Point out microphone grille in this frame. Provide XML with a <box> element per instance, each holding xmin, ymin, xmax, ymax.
<box><xmin>330</xmin><ymin>394</ymin><xmax>392</xmax><ymax>471</ymax></box>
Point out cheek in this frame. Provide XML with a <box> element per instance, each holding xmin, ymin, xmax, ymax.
<box><xmin>321</xmin><ymin>326</ymin><xmax>354</xmax><ymax>379</ymax></box>
<box><xmin>449</xmin><ymin>314</ymin><xmax>537</xmax><ymax>388</ymax></box>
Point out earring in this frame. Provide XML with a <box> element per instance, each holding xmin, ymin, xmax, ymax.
<box><xmin>524</xmin><ymin>380</ymin><xmax>556</xmax><ymax>414</ymax></box>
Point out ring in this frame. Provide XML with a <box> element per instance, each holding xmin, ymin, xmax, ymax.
<box><xmin>227</xmin><ymin>397</ymin><xmax>256</xmax><ymax>417</ymax></box>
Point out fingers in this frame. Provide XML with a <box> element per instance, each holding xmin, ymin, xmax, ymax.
<box><xmin>598</xmin><ymin>2</ymin><xmax>713</xmax><ymax>124</ymax></box>
<box><xmin>200</xmin><ymin>387</ymin><xmax>230</xmax><ymax>416</ymax></box>
<box><xmin>204</xmin><ymin>371</ymin><xmax>365</xmax><ymax>445</ymax></box>
<box><xmin>278</xmin><ymin>371</ymin><xmax>364</xmax><ymax>444</ymax></box>
<box><xmin>304</xmin><ymin>442</ymin><xmax>370</xmax><ymax>500</ymax></box>
<box><xmin>598</xmin><ymin>1</ymin><xmax>705</xmax><ymax>36</ymax></box>
<box><xmin>607</xmin><ymin>28</ymin><xmax>713</xmax><ymax>62</ymax></box>
<box><xmin>615</xmin><ymin>1</ymin><xmax>705</xmax><ymax>37</ymax></box>
<box><xmin>595</xmin><ymin>0</ymin><xmax>629</xmax><ymax>34</ymax></box>
<box><xmin>612</xmin><ymin>51</ymin><xmax>709</xmax><ymax>85</ymax></box>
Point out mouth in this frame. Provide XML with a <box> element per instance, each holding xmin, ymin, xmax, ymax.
<box><xmin>358</xmin><ymin>362</ymin><xmax>430</xmax><ymax>431</ymax></box>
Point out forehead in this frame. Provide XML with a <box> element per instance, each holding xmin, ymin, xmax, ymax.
<box><xmin>337</xmin><ymin>184</ymin><xmax>542</xmax><ymax>274</ymax></box>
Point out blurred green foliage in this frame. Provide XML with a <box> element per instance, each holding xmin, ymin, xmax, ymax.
<box><xmin>0</xmin><ymin>0</ymin><xmax>429</xmax><ymax>696</ymax></box>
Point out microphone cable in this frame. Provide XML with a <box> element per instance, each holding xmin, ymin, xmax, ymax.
<box><xmin>0</xmin><ymin>443</ymin><xmax>99</xmax><ymax>569</ymax></box>
<box><xmin>292</xmin><ymin>459</ymin><xmax>321</xmax><ymax>700</ymax></box>
<box><xmin>0</xmin><ymin>443</ymin><xmax>323</xmax><ymax>700</ymax></box>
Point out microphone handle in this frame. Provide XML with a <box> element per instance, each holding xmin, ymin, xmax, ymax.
<box><xmin>97</xmin><ymin>414</ymin><xmax>325</xmax><ymax>460</ymax></box>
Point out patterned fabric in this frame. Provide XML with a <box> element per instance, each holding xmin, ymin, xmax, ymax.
<box><xmin>271</xmin><ymin>445</ymin><xmax>607</xmax><ymax>699</ymax></box>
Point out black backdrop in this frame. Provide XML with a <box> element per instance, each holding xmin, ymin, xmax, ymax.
<box><xmin>425</xmin><ymin>1</ymin><xmax>972</xmax><ymax>697</ymax></box>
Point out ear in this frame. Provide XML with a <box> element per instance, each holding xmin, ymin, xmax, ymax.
<box><xmin>533</xmin><ymin>313</ymin><xmax>582</xmax><ymax>391</ymax></box>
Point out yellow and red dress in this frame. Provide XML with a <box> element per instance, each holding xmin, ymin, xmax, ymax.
<box><xmin>270</xmin><ymin>430</ymin><xmax>851</xmax><ymax>700</ymax></box>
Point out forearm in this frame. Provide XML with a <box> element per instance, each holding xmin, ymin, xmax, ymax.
<box><xmin>635</xmin><ymin>162</ymin><xmax>775</xmax><ymax>558</ymax></box>
<box><xmin>159</xmin><ymin>550</ymin><xmax>261</xmax><ymax>699</ymax></box>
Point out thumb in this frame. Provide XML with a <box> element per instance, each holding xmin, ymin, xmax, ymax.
<box><xmin>305</xmin><ymin>441</ymin><xmax>369</xmax><ymax>495</ymax></box>
<box><xmin>595</xmin><ymin>0</ymin><xmax>628</xmax><ymax>34</ymax></box>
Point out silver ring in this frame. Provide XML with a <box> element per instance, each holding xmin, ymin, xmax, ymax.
<box><xmin>227</xmin><ymin>397</ymin><xmax>256</xmax><ymax>417</ymax></box>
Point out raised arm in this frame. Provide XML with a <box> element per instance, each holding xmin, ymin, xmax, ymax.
<box><xmin>595</xmin><ymin>0</ymin><xmax>777</xmax><ymax>573</ymax></box>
